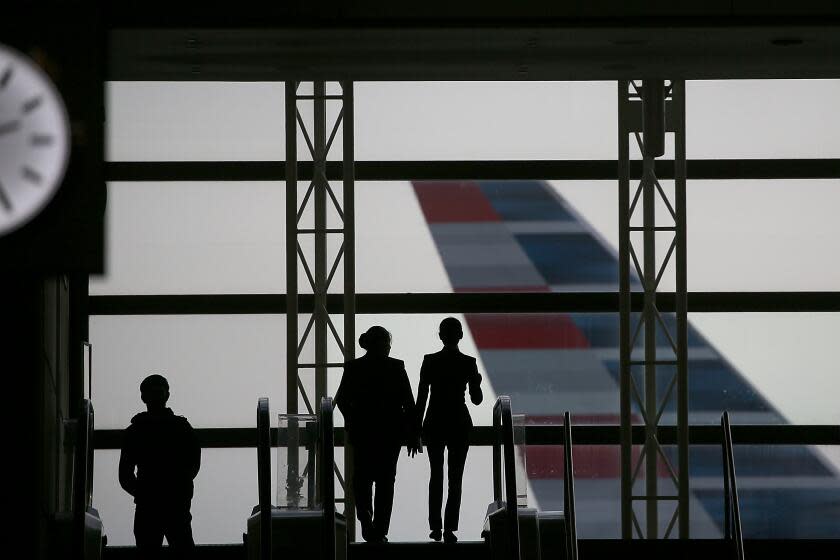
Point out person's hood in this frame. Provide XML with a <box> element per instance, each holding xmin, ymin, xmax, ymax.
<box><xmin>130</xmin><ymin>407</ymin><xmax>175</xmax><ymax>425</ymax></box>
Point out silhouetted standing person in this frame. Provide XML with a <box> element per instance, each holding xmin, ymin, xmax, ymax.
<box><xmin>417</xmin><ymin>317</ymin><xmax>483</xmax><ymax>543</ymax></box>
<box><xmin>334</xmin><ymin>326</ymin><xmax>420</xmax><ymax>543</ymax></box>
<box><xmin>119</xmin><ymin>374</ymin><xmax>201</xmax><ymax>559</ymax></box>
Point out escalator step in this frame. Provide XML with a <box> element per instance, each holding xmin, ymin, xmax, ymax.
<box><xmin>349</xmin><ymin>541</ymin><xmax>489</xmax><ymax>560</ymax></box>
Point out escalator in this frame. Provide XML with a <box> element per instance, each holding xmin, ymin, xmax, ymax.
<box><xmin>483</xmin><ymin>398</ymin><xmax>578</xmax><ymax>560</ymax></box>
<box><xmin>246</xmin><ymin>396</ymin><xmax>347</xmax><ymax>560</ymax></box>
<box><xmin>353</xmin><ymin>396</ymin><xmax>580</xmax><ymax>560</ymax></box>
<box><xmin>54</xmin><ymin>398</ymin><xmax>106</xmax><ymax>560</ymax></box>
<box><xmin>103</xmin><ymin>399</ymin><xmax>770</xmax><ymax>560</ymax></box>
<box><xmin>246</xmin><ymin>393</ymin><xmax>573</xmax><ymax>560</ymax></box>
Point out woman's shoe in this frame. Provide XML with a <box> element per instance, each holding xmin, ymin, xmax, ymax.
<box><xmin>429</xmin><ymin>530</ymin><xmax>442</xmax><ymax>542</ymax></box>
<box><xmin>443</xmin><ymin>531</ymin><xmax>457</xmax><ymax>544</ymax></box>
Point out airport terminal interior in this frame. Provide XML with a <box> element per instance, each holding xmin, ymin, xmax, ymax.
<box><xmin>3</xmin><ymin>3</ymin><xmax>840</xmax><ymax>560</ymax></box>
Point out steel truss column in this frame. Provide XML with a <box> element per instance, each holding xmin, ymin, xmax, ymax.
<box><xmin>285</xmin><ymin>81</ymin><xmax>356</xmax><ymax>538</ymax></box>
<box><xmin>619</xmin><ymin>79</ymin><xmax>689</xmax><ymax>540</ymax></box>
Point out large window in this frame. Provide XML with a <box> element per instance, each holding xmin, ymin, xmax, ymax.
<box><xmin>94</xmin><ymin>80</ymin><xmax>840</xmax><ymax>543</ymax></box>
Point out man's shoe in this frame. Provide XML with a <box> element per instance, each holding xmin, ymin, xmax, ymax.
<box><xmin>443</xmin><ymin>531</ymin><xmax>457</xmax><ymax>544</ymax></box>
<box><xmin>430</xmin><ymin>530</ymin><xmax>442</xmax><ymax>542</ymax></box>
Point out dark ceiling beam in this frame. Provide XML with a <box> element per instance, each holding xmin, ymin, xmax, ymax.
<box><xmin>107</xmin><ymin>19</ymin><xmax>840</xmax><ymax>81</ymax></box>
<box><xmin>104</xmin><ymin>1</ymin><xmax>840</xmax><ymax>28</ymax></box>
<box><xmin>89</xmin><ymin>292</ymin><xmax>840</xmax><ymax>315</ymax></box>
<box><xmin>105</xmin><ymin>159</ymin><xmax>840</xmax><ymax>182</ymax></box>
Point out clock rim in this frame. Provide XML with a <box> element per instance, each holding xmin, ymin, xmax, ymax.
<box><xmin>0</xmin><ymin>42</ymin><xmax>72</xmax><ymax>238</ymax></box>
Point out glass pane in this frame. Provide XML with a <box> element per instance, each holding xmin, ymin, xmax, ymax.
<box><xmin>107</xmin><ymin>80</ymin><xmax>840</xmax><ymax>163</ymax></box>
<box><xmin>683</xmin><ymin>179</ymin><xmax>840</xmax><ymax>292</ymax></box>
<box><xmin>91</xmin><ymin>180</ymin><xmax>449</xmax><ymax>295</ymax></box>
<box><xmin>107</xmin><ymin>82</ymin><xmax>286</xmax><ymax>161</ymax></box>
<box><xmin>93</xmin><ymin>178</ymin><xmax>840</xmax><ymax>295</ymax></box>
<box><xmin>90</xmin><ymin>181</ymin><xmax>285</xmax><ymax>295</ymax></box>
<box><xmin>83</xmin><ymin>342</ymin><xmax>92</xmax><ymax>401</ymax></box>
<box><xmin>355</xmin><ymin>82</ymin><xmax>617</xmax><ymax>160</ymax></box>
<box><xmin>360</xmin><ymin>180</ymin><xmax>621</xmax><ymax>294</ymax></box>
<box><xmin>276</xmin><ymin>414</ymin><xmax>318</xmax><ymax>509</ymax></box>
<box><xmin>690</xmin><ymin>444</ymin><xmax>840</xmax><ymax>539</ymax></box>
<box><xmin>108</xmin><ymin>80</ymin><xmax>840</xmax><ymax>163</ymax></box>
<box><xmin>550</xmin><ymin>179</ymin><xmax>840</xmax><ymax>292</ymax></box>
<box><xmin>687</xmin><ymin>80</ymin><xmax>840</xmax><ymax>159</ymax></box>
<box><xmin>513</xmin><ymin>414</ymin><xmax>529</xmax><ymax>508</ymax></box>
<box><xmin>689</xmin><ymin>313</ymin><xmax>840</xmax><ymax>425</ymax></box>
<box><xmin>527</xmin><ymin>443</ymin><xmax>622</xmax><ymax>538</ymax></box>
<box><xmin>89</xmin><ymin>315</ymin><xmax>286</xmax><ymax>429</ymax></box>
<box><xmin>93</xmin><ymin>448</ymin><xmax>263</xmax><ymax>545</ymax></box>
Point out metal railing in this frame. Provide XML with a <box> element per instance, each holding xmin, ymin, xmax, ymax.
<box><xmin>721</xmin><ymin>411</ymin><xmax>745</xmax><ymax>560</ymax></box>
<box><xmin>320</xmin><ymin>397</ymin><xmax>336</xmax><ymax>560</ymax></box>
<box><xmin>563</xmin><ymin>411</ymin><xmax>579</xmax><ymax>560</ymax></box>
<box><xmin>256</xmin><ymin>398</ymin><xmax>272</xmax><ymax>560</ymax></box>
<box><xmin>492</xmin><ymin>396</ymin><xmax>520</xmax><ymax>560</ymax></box>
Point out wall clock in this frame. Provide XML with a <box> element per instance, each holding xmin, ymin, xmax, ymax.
<box><xmin>0</xmin><ymin>43</ymin><xmax>70</xmax><ymax>236</ymax></box>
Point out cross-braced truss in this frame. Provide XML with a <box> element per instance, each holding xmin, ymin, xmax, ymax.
<box><xmin>619</xmin><ymin>80</ymin><xmax>689</xmax><ymax>540</ymax></box>
<box><xmin>285</xmin><ymin>81</ymin><xmax>356</xmax><ymax>535</ymax></box>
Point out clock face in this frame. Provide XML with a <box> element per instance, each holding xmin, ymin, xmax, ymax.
<box><xmin>0</xmin><ymin>44</ymin><xmax>70</xmax><ymax>236</ymax></box>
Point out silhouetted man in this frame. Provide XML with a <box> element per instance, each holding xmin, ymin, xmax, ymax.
<box><xmin>417</xmin><ymin>317</ymin><xmax>483</xmax><ymax>543</ymax></box>
<box><xmin>335</xmin><ymin>326</ymin><xmax>420</xmax><ymax>543</ymax></box>
<box><xmin>119</xmin><ymin>374</ymin><xmax>201</xmax><ymax>559</ymax></box>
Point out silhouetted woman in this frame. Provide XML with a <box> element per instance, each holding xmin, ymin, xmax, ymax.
<box><xmin>417</xmin><ymin>317</ymin><xmax>483</xmax><ymax>543</ymax></box>
<box><xmin>335</xmin><ymin>326</ymin><xmax>419</xmax><ymax>543</ymax></box>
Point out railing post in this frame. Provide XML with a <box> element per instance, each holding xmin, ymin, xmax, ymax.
<box><xmin>722</xmin><ymin>422</ymin><xmax>731</xmax><ymax>540</ymax></box>
<box><xmin>492</xmin><ymin>401</ymin><xmax>503</xmax><ymax>502</ymax></box>
<box><xmin>722</xmin><ymin>412</ymin><xmax>745</xmax><ymax>560</ymax></box>
<box><xmin>257</xmin><ymin>398</ymin><xmax>272</xmax><ymax>560</ymax></box>
<box><xmin>320</xmin><ymin>397</ymin><xmax>335</xmax><ymax>560</ymax></box>
<box><xmin>73</xmin><ymin>399</ymin><xmax>93</xmax><ymax>560</ymax></box>
<box><xmin>497</xmin><ymin>397</ymin><xmax>520</xmax><ymax>560</ymax></box>
<box><xmin>563</xmin><ymin>412</ymin><xmax>578</xmax><ymax>560</ymax></box>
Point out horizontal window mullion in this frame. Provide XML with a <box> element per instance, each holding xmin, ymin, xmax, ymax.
<box><xmin>93</xmin><ymin>424</ymin><xmax>840</xmax><ymax>450</ymax></box>
<box><xmin>105</xmin><ymin>159</ymin><xmax>840</xmax><ymax>182</ymax></box>
<box><xmin>89</xmin><ymin>292</ymin><xmax>840</xmax><ymax>315</ymax></box>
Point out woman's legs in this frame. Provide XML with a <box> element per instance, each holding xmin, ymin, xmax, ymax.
<box><xmin>444</xmin><ymin>440</ymin><xmax>469</xmax><ymax>533</ymax></box>
<box><xmin>426</xmin><ymin>442</ymin><xmax>445</xmax><ymax>534</ymax></box>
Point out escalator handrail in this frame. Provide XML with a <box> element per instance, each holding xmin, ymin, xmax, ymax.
<box><xmin>257</xmin><ymin>398</ymin><xmax>272</xmax><ymax>560</ymax></box>
<box><xmin>320</xmin><ymin>397</ymin><xmax>335</xmax><ymax>560</ymax></box>
<box><xmin>721</xmin><ymin>411</ymin><xmax>745</xmax><ymax>560</ymax></box>
<box><xmin>492</xmin><ymin>396</ymin><xmax>520</xmax><ymax>560</ymax></box>
<box><xmin>563</xmin><ymin>411</ymin><xmax>579</xmax><ymax>560</ymax></box>
<box><xmin>74</xmin><ymin>399</ymin><xmax>94</xmax><ymax>559</ymax></box>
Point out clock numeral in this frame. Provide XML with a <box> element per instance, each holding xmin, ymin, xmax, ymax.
<box><xmin>0</xmin><ymin>66</ymin><xmax>12</xmax><ymax>89</ymax></box>
<box><xmin>31</xmin><ymin>133</ymin><xmax>54</xmax><ymax>147</ymax></box>
<box><xmin>22</xmin><ymin>166</ymin><xmax>43</xmax><ymax>185</ymax></box>
<box><xmin>22</xmin><ymin>95</ymin><xmax>43</xmax><ymax>114</ymax></box>
<box><xmin>0</xmin><ymin>120</ymin><xmax>21</xmax><ymax>136</ymax></box>
<box><xmin>0</xmin><ymin>180</ymin><xmax>12</xmax><ymax>212</ymax></box>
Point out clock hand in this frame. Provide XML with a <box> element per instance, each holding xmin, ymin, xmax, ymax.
<box><xmin>0</xmin><ymin>120</ymin><xmax>21</xmax><ymax>136</ymax></box>
<box><xmin>0</xmin><ymin>180</ymin><xmax>12</xmax><ymax>212</ymax></box>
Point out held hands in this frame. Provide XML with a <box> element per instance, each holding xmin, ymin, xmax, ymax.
<box><xmin>407</xmin><ymin>435</ymin><xmax>424</xmax><ymax>458</ymax></box>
